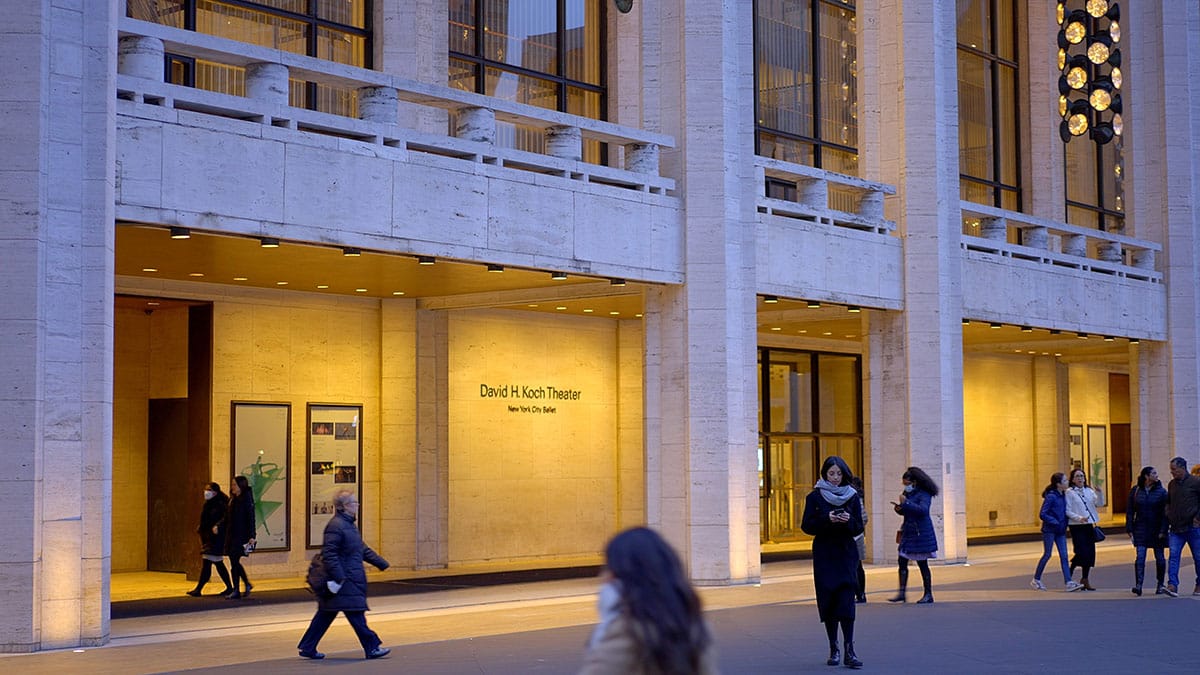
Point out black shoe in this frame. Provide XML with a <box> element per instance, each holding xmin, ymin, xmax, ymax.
<box><xmin>843</xmin><ymin>642</ymin><xmax>863</xmax><ymax>669</ymax></box>
<box><xmin>887</xmin><ymin>593</ymin><xmax>906</xmax><ymax>603</ymax></box>
<box><xmin>1132</xmin><ymin>585</ymin><xmax>1142</xmax><ymax>596</ymax></box>
<box><xmin>827</xmin><ymin>644</ymin><xmax>840</xmax><ymax>666</ymax></box>
<box><xmin>916</xmin><ymin>592</ymin><xmax>934</xmax><ymax>604</ymax></box>
<box><xmin>185</xmin><ymin>589</ymin><xmax>202</xmax><ymax>597</ymax></box>
<box><xmin>225</xmin><ymin>591</ymin><xmax>242</xmax><ymax>599</ymax></box>
<box><xmin>242</xmin><ymin>583</ymin><xmax>253</xmax><ymax>597</ymax></box>
<box><xmin>855</xmin><ymin>594</ymin><xmax>867</xmax><ymax>604</ymax></box>
<box><xmin>220</xmin><ymin>586</ymin><xmax>235</xmax><ymax>596</ymax></box>
<box><xmin>366</xmin><ymin>647</ymin><xmax>391</xmax><ymax>660</ymax></box>
<box><xmin>299</xmin><ymin>650</ymin><xmax>325</xmax><ymax>660</ymax></box>
<box><xmin>1155</xmin><ymin>585</ymin><xmax>1167</xmax><ymax>595</ymax></box>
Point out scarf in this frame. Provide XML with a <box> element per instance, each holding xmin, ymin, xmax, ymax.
<box><xmin>816</xmin><ymin>478</ymin><xmax>857</xmax><ymax>506</ymax></box>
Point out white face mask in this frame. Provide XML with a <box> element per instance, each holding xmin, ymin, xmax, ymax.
<box><xmin>904</xmin><ymin>484</ymin><xmax>915</xmax><ymax>493</ymax></box>
<box><xmin>204</xmin><ymin>490</ymin><xmax>215</xmax><ymax>500</ymax></box>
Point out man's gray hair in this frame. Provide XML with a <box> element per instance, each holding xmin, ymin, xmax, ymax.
<box><xmin>1171</xmin><ymin>456</ymin><xmax>1188</xmax><ymax>470</ymax></box>
<box><xmin>333</xmin><ymin>490</ymin><xmax>358</xmax><ymax>512</ymax></box>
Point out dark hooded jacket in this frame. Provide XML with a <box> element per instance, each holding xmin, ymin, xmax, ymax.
<box><xmin>318</xmin><ymin>510</ymin><xmax>389</xmax><ymax>612</ymax></box>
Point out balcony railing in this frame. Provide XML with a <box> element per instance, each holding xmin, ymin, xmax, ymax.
<box><xmin>116</xmin><ymin>18</ymin><xmax>674</xmax><ymax>195</ymax></box>
<box><xmin>754</xmin><ymin>157</ymin><xmax>897</xmax><ymax>235</ymax></box>
<box><xmin>961</xmin><ymin>202</ymin><xmax>1161</xmax><ymax>283</ymax></box>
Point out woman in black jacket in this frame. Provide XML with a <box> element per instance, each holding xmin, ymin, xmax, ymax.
<box><xmin>223</xmin><ymin>475</ymin><xmax>256</xmax><ymax>599</ymax></box>
<box><xmin>186</xmin><ymin>481</ymin><xmax>233</xmax><ymax>597</ymax></box>
<box><xmin>1126</xmin><ymin>466</ymin><xmax>1169</xmax><ymax>595</ymax></box>
<box><xmin>801</xmin><ymin>456</ymin><xmax>865</xmax><ymax>669</ymax></box>
<box><xmin>297</xmin><ymin>490</ymin><xmax>391</xmax><ymax>660</ymax></box>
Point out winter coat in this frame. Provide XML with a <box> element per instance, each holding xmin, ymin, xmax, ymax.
<box><xmin>578</xmin><ymin>583</ymin><xmax>719</xmax><ymax>675</ymax></box>
<box><xmin>224</xmin><ymin>491</ymin><xmax>256</xmax><ymax>556</ymax></box>
<box><xmin>197</xmin><ymin>492</ymin><xmax>228</xmax><ymax>556</ymax></box>
<box><xmin>1039</xmin><ymin>489</ymin><xmax>1068</xmax><ymax>536</ymax></box>
<box><xmin>800</xmin><ymin>489</ymin><xmax>864</xmax><ymax>622</ymax></box>
<box><xmin>1126</xmin><ymin>482</ymin><xmax>1168</xmax><ymax>547</ymax></box>
<box><xmin>318</xmin><ymin>511</ymin><xmax>389</xmax><ymax>612</ymax></box>
<box><xmin>895</xmin><ymin>488</ymin><xmax>938</xmax><ymax>555</ymax></box>
<box><xmin>1065</xmin><ymin>486</ymin><xmax>1099</xmax><ymax>525</ymax></box>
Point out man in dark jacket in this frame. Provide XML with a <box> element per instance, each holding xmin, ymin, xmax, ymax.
<box><xmin>297</xmin><ymin>490</ymin><xmax>391</xmax><ymax>660</ymax></box>
<box><xmin>1164</xmin><ymin>457</ymin><xmax>1200</xmax><ymax>597</ymax></box>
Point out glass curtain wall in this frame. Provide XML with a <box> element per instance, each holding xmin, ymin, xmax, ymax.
<box><xmin>1065</xmin><ymin>123</ymin><xmax>1125</xmax><ymax>232</ymax></box>
<box><xmin>127</xmin><ymin>0</ymin><xmax>369</xmax><ymax>116</ymax></box>
<box><xmin>957</xmin><ymin>0</ymin><xmax>1020</xmax><ymax>227</ymax></box>
<box><xmin>758</xmin><ymin>348</ymin><xmax>863</xmax><ymax>543</ymax></box>
<box><xmin>754</xmin><ymin>0</ymin><xmax>859</xmax><ymax>179</ymax></box>
<box><xmin>448</xmin><ymin>0</ymin><xmax>605</xmax><ymax>161</ymax></box>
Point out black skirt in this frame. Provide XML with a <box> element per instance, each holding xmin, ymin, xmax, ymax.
<box><xmin>1069</xmin><ymin>523</ymin><xmax>1096</xmax><ymax>568</ymax></box>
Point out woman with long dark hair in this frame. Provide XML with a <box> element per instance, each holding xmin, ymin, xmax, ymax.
<box><xmin>1065</xmin><ymin>467</ymin><xmax>1100</xmax><ymax>590</ymax></box>
<box><xmin>186</xmin><ymin>481</ymin><xmax>234</xmax><ymax>597</ymax></box>
<box><xmin>889</xmin><ymin>466</ymin><xmax>939</xmax><ymax>604</ymax></box>
<box><xmin>579</xmin><ymin>527</ymin><xmax>716</xmax><ymax>674</ymax></box>
<box><xmin>1031</xmin><ymin>472</ymin><xmax>1079</xmax><ymax>591</ymax></box>
<box><xmin>1126</xmin><ymin>466</ymin><xmax>1169</xmax><ymax>595</ymax></box>
<box><xmin>800</xmin><ymin>456</ymin><xmax>865</xmax><ymax>669</ymax></box>
<box><xmin>224</xmin><ymin>474</ymin><xmax>257</xmax><ymax>599</ymax></box>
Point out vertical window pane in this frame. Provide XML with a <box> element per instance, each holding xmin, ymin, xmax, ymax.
<box><xmin>756</xmin><ymin>0</ymin><xmax>814</xmax><ymax>139</ymax></box>
<box><xmin>316</xmin><ymin>0</ymin><xmax>368</xmax><ymax>28</ymax></box>
<box><xmin>564</xmin><ymin>0</ymin><xmax>602</xmax><ymax>85</ymax></box>
<box><xmin>128</xmin><ymin>0</ymin><xmax>186</xmax><ymax>26</ymax></box>
<box><xmin>1065</xmin><ymin>138</ymin><xmax>1098</xmax><ymax>207</ymax></box>
<box><xmin>956</xmin><ymin>0</ymin><xmax>991</xmax><ymax>54</ymax></box>
<box><xmin>817</xmin><ymin>354</ymin><xmax>858</xmax><ymax>433</ymax></box>
<box><xmin>485</xmin><ymin>66</ymin><xmax>557</xmax><ymax>109</ymax></box>
<box><xmin>449</xmin><ymin>0</ymin><xmax>477</xmax><ymax>55</ymax></box>
<box><xmin>483</xmin><ymin>0</ymin><xmax>558</xmax><ymax>75</ymax></box>
<box><xmin>957</xmin><ymin>52</ymin><xmax>992</xmax><ymax>183</ymax></box>
<box><xmin>317</xmin><ymin>27</ymin><xmax>367</xmax><ymax>66</ymax></box>
<box><xmin>817</xmin><ymin>1</ymin><xmax>856</xmax><ymax>148</ymax></box>
<box><xmin>760</xmin><ymin>133</ymin><xmax>815</xmax><ymax>165</ymax></box>
<box><xmin>769</xmin><ymin>353</ymin><xmax>813</xmax><ymax>433</ymax></box>
<box><xmin>996</xmin><ymin>65</ymin><xmax>1018</xmax><ymax>185</ymax></box>
<box><xmin>196</xmin><ymin>1</ymin><xmax>308</xmax><ymax>55</ymax></box>
<box><xmin>449</xmin><ymin>57</ymin><xmax>476</xmax><ymax>92</ymax></box>
<box><xmin>1067</xmin><ymin>205</ymin><xmax>1098</xmax><ymax>230</ymax></box>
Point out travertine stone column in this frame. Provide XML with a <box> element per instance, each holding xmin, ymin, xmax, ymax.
<box><xmin>868</xmin><ymin>0</ymin><xmax>967</xmax><ymax>562</ymax></box>
<box><xmin>358</xmin><ymin>86</ymin><xmax>399</xmax><ymax>125</ymax></box>
<box><xmin>0</xmin><ymin>0</ymin><xmax>116</xmax><ymax>651</ymax></box>
<box><xmin>624</xmin><ymin>142</ymin><xmax>659</xmax><ymax>174</ymax></box>
<box><xmin>117</xmin><ymin>36</ymin><xmax>163</xmax><ymax>80</ymax></box>
<box><xmin>646</xmin><ymin>0</ymin><xmax>760</xmax><ymax>584</ymax></box>
<box><xmin>1024</xmin><ymin>226</ymin><xmax>1049</xmax><ymax>250</ymax></box>
<box><xmin>245</xmin><ymin>62</ymin><xmax>289</xmax><ymax>106</ymax></box>
<box><xmin>379</xmin><ymin>299</ymin><xmax>418</xmax><ymax>565</ymax></box>
<box><xmin>413</xmin><ymin>308</ymin><xmax>449</xmax><ymax>569</ymax></box>
<box><xmin>545</xmin><ymin>125</ymin><xmax>582</xmax><ymax>161</ymax></box>
<box><xmin>1061</xmin><ymin>234</ymin><xmax>1087</xmax><ymax>257</ymax></box>
<box><xmin>455</xmin><ymin>107</ymin><xmax>496</xmax><ymax>144</ymax></box>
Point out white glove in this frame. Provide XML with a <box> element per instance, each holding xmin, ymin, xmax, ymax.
<box><xmin>326</xmin><ymin>580</ymin><xmax>342</xmax><ymax>594</ymax></box>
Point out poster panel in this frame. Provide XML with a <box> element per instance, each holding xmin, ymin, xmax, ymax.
<box><xmin>231</xmin><ymin>402</ymin><xmax>290</xmax><ymax>551</ymax></box>
<box><xmin>1068</xmin><ymin>424</ymin><xmax>1084</xmax><ymax>474</ymax></box>
<box><xmin>307</xmin><ymin>404</ymin><xmax>363</xmax><ymax>547</ymax></box>
<box><xmin>1087</xmin><ymin>424</ymin><xmax>1108</xmax><ymax>507</ymax></box>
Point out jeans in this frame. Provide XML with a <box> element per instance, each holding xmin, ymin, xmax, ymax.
<box><xmin>1035</xmin><ymin>532</ymin><xmax>1070</xmax><ymax>583</ymax></box>
<box><xmin>297</xmin><ymin>609</ymin><xmax>382</xmax><ymax>655</ymax></box>
<box><xmin>1167</xmin><ymin>525</ymin><xmax>1200</xmax><ymax>588</ymax></box>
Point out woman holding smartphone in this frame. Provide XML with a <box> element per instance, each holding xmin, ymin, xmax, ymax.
<box><xmin>888</xmin><ymin>466</ymin><xmax>940</xmax><ymax>604</ymax></box>
<box><xmin>801</xmin><ymin>456</ymin><xmax>865</xmax><ymax>669</ymax></box>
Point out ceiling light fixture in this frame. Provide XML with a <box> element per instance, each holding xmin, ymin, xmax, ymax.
<box><xmin>169</xmin><ymin>226</ymin><xmax>190</xmax><ymax>239</ymax></box>
<box><xmin>342</xmin><ymin>247</ymin><xmax>361</xmax><ymax>257</ymax></box>
<box><xmin>610</xmin><ymin>278</ymin><xmax>627</xmax><ymax>287</ymax></box>
<box><xmin>990</xmin><ymin>322</ymin><xmax>1002</xmax><ymax>329</ymax></box>
<box><xmin>260</xmin><ymin>237</ymin><xmax>280</xmax><ymax>248</ymax></box>
<box><xmin>1049</xmin><ymin>329</ymin><xmax>1062</xmax><ymax>335</ymax></box>
<box><xmin>551</xmin><ymin>271</ymin><xmax>568</xmax><ymax>280</ymax></box>
<box><xmin>763</xmin><ymin>295</ymin><xmax>779</xmax><ymax>304</ymax></box>
<box><xmin>487</xmin><ymin>264</ymin><xmax>504</xmax><ymax>272</ymax></box>
<box><xmin>1104</xmin><ymin>335</ymin><xmax>1115</xmax><ymax>341</ymax></box>
<box><xmin>392</xmin><ymin>291</ymin><xmax>404</xmax><ymax>296</ymax></box>
<box><xmin>1021</xmin><ymin>325</ymin><xmax>1033</xmax><ymax>332</ymax></box>
<box><xmin>316</xmin><ymin>284</ymin><xmax>329</xmax><ymax>289</ymax></box>
<box><xmin>807</xmin><ymin>300</ymin><xmax>821</xmax><ymax>308</ymax></box>
<box><xmin>142</xmin><ymin>267</ymin><xmax>157</xmax><ymax>273</ymax></box>
<box><xmin>417</xmin><ymin>256</ymin><xmax>435</xmax><ymax>265</ymax></box>
<box><xmin>847</xmin><ymin>305</ymin><xmax>861</xmax><ymax>313</ymax></box>
<box><xmin>234</xmin><ymin>276</ymin><xmax>248</xmax><ymax>281</ymax></box>
<box><xmin>962</xmin><ymin>318</ymin><xmax>971</xmax><ymax>325</ymax></box>
<box><xmin>1077</xmin><ymin>332</ymin><xmax>1089</xmax><ymax>339</ymax></box>
<box><xmin>1129</xmin><ymin>338</ymin><xmax>1139</xmax><ymax>344</ymax></box>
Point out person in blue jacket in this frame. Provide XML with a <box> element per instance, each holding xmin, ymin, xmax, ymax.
<box><xmin>888</xmin><ymin>466</ymin><xmax>939</xmax><ymax>604</ymax></box>
<box><xmin>1031</xmin><ymin>472</ymin><xmax>1081</xmax><ymax>591</ymax></box>
<box><xmin>1126</xmin><ymin>466</ymin><xmax>1169</xmax><ymax>595</ymax></box>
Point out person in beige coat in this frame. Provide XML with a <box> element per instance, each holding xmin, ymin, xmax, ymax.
<box><xmin>579</xmin><ymin>527</ymin><xmax>719</xmax><ymax>675</ymax></box>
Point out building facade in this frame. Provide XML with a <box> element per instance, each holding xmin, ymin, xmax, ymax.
<box><xmin>3</xmin><ymin>0</ymin><xmax>1200</xmax><ymax>652</ymax></box>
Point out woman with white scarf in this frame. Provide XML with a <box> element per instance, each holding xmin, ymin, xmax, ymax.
<box><xmin>801</xmin><ymin>456</ymin><xmax>865</xmax><ymax>669</ymax></box>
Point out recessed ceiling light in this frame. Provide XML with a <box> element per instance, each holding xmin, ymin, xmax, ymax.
<box><xmin>822</xmin><ymin>331</ymin><xmax>833</xmax><ymax>336</ymax></box>
<box><xmin>342</xmin><ymin>247</ymin><xmax>361</xmax><ymax>257</ymax></box>
<box><xmin>391</xmin><ymin>291</ymin><xmax>404</xmax><ymax>296</ymax></box>
<box><xmin>147</xmin><ymin>302</ymin><xmax>160</xmax><ymax>307</ymax></box>
<box><xmin>355</xmin><ymin>288</ymin><xmax>367</xmax><ymax>293</ymax></box>
<box><xmin>1055</xmin><ymin>353</ymin><xmax>1062</xmax><ymax>356</ymax></box>
<box><xmin>260</xmin><ymin>237</ymin><xmax>280</xmax><ymax>248</ymax></box>
<box><xmin>550</xmin><ymin>271</ymin><xmax>568</xmax><ymax>280</ymax></box>
<box><xmin>276</xmin><ymin>281</ymin><xmax>288</xmax><ymax>285</ymax></box>
<box><xmin>556</xmin><ymin>305</ymin><xmax>567</xmax><ymax>310</ymax></box>
<box><xmin>487</xmin><ymin>264</ymin><xmax>504</xmax><ymax>273</ymax></box>
<box><xmin>583</xmin><ymin>308</ymin><xmax>594</xmax><ymax>313</ymax></box>
<box><xmin>770</xmin><ymin>326</ymin><xmax>781</xmax><ymax>331</ymax></box>
<box><xmin>316</xmin><ymin>284</ymin><xmax>329</xmax><ymax>289</ymax></box>
<box><xmin>845</xmin><ymin>334</ymin><xmax>856</xmax><ymax>338</ymax></box>
<box><xmin>189</xmin><ymin>272</ymin><xmax>204</xmax><ymax>277</ymax></box>
<box><xmin>527</xmin><ymin>304</ymin><xmax>538</xmax><ymax>308</ymax></box>
<box><xmin>799</xmin><ymin>329</ymin><xmax>807</xmax><ymax>334</ymax></box>
<box><xmin>169</xmin><ymin>226</ymin><xmax>190</xmax><ymax>239</ymax></box>
<box><xmin>609</xmin><ymin>311</ymin><xmax>620</xmax><ymax>315</ymax></box>
<box><xmin>847</xmin><ymin>306</ymin><xmax>861</xmax><ymax>313</ymax></box>
<box><xmin>635</xmin><ymin>313</ymin><xmax>642</xmax><ymax>318</ymax></box>
<box><xmin>807</xmin><ymin>300</ymin><xmax>821</xmax><ymax>308</ymax></box>
<box><xmin>142</xmin><ymin>267</ymin><xmax>157</xmax><ymax>272</ymax></box>
<box><xmin>417</xmin><ymin>256</ymin><xmax>435</xmax><ymax>265</ymax></box>
<box><xmin>610</xmin><ymin>278</ymin><xmax>626</xmax><ymax>287</ymax></box>
<box><xmin>234</xmin><ymin>276</ymin><xmax>248</xmax><ymax>281</ymax></box>
<box><xmin>763</xmin><ymin>295</ymin><xmax>779</xmax><ymax>304</ymax></box>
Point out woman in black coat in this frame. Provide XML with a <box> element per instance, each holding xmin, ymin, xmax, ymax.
<box><xmin>223</xmin><ymin>475</ymin><xmax>256</xmax><ymax>599</ymax></box>
<box><xmin>1126</xmin><ymin>466</ymin><xmax>1169</xmax><ymax>595</ymax></box>
<box><xmin>801</xmin><ymin>456</ymin><xmax>865</xmax><ymax>669</ymax></box>
<box><xmin>297</xmin><ymin>490</ymin><xmax>391</xmax><ymax>660</ymax></box>
<box><xmin>186</xmin><ymin>481</ymin><xmax>233</xmax><ymax>596</ymax></box>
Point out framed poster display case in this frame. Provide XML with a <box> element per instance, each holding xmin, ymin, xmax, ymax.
<box><xmin>230</xmin><ymin>401</ymin><xmax>291</xmax><ymax>551</ymax></box>
<box><xmin>307</xmin><ymin>403</ymin><xmax>364</xmax><ymax>547</ymax></box>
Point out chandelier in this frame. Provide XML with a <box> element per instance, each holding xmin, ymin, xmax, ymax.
<box><xmin>1057</xmin><ymin>0</ymin><xmax>1121</xmax><ymax>144</ymax></box>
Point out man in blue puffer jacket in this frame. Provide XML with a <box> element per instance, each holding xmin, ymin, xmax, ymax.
<box><xmin>297</xmin><ymin>490</ymin><xmax>391</xmax><ymax>660</ymax></box>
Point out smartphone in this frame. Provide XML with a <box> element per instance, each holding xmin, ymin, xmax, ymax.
<box><xmin>830</xmin><ymin>508</ymin><xmax>847</xmax><ymax>517</ymax></box>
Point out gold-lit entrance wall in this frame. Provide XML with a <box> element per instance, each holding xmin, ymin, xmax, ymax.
<box><xmin>447</xmin><ymin>309</ymin><xmax>636</xmax><ymax>565</ymax></box>
<box><xmin>113</xmin><ymin>306</ymin><xmax>189</xmax><ymax>572</ymax></box>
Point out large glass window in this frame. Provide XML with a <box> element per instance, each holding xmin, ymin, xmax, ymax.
<box><xmin>448</xmin><ymin>1</ymin><xmax>605</xmax><ymax>158</ymax></box>
<box><xmin>127</xmin><ymin>0</ymin><xmax>370</xmax><ymax>116</ymax></box>
<box><xmin>1065</xmin><ymin>127</ymin><xmax>1125</xmax><ymax>232</ymax></box>
<box><xmin>758</xmin><ymin>348</ymin><xmax>863</xmax><ymax>543</ymax></box>
<box><xmin>957</xmin><ymin>0</ymin><xmax>1020</xmax><ymax>211</ymax></box>
<box><xmin>754</xmin><ymin>0</ymin><xmax>858</xmax><ymax>177</ymax></box>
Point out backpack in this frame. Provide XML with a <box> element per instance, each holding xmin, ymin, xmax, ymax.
<box><xmin>305</xmin><ymin>552</ymin><xmax>328</xmax><ymax>594</ymax></box>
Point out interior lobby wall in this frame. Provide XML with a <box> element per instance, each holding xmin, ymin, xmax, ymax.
<box><xmin>447</xmin><ymin>309</ymin><xmax>622</xmax><ymax>565</ymax></box>
<box><xmin>963</xmin><ymin>353</ymin><xmax>1036</xmax><ymax>529</ymax></box>
<box><xmin>112</xmin><ymin>306</ymin><xmax>189</xmax><ymax>572</ymax></box>
<box><xmin>1068</xmin><ymin>364</ymin><xmax>1114</xmax><ymax>515</ymax></box>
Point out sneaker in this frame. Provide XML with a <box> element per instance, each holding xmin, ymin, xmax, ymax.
<box><xmin>1193</xmin><ymin>585</ymin><xmax>1200</xmax><ymax>596</ymax></box>
<box><xmin>1155</xmin><ymin>585</ymin><xmax>1167</xmax><ymax>595</ymax></box>
<box><xmin>1030</xmin><ymin>578</ymin><xmax>1046</xmax><ymax>591</ymax></box>
<box><xmin>1164</xmin><ymin>584</ymin><xmax>1179</xmax><ymax>597</ymax></box>
<box><xmin>1065</xmin><ymin>581</ymin><xmax>1084</xmax><ymax>592</ymax></box>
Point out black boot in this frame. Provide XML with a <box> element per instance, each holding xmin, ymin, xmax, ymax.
<box><xmin>827</xmin><ymin>643</ymin><xmax>841</xmax><ymax>667</ymax></box>
<box><xmin>1133</xmin><ymin>560</ymin><xmax>1145</xmax><ymax>596</ymax></box>
<box><xmin>215</xmin><ymin>562</ymin><xmax>234</xmax><ymax>595</ymax></box>
<box><xmin>889</xmin><ymin>565</ymin><xmax>908</xmax><ymax>603</ymax></box>
<box><xmin>843</xmin><ymin>641</ymin><xmax>863</xmax><ymax>669</ymax></box>
<box><xmin>916</xmin><ymin>562</ymin><xmax>934</xmax><ymax>603</ymax></box>
<box><xmin>1155</xmin><ymin>558</ymin><xmax>1166</xmax><ymax>594</ymax></box>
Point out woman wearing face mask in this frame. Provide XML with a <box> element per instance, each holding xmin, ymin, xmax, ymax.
<box><xmin>1065</xmin><ymin>468</ymin><xmax>1101</xmax><ymax>590</ymax></box>
<box><xmin>889</xmin><ymin>466</ymin><xmax>940</xmax><ymax>604</ymax></box>
<box><xmin>186</xmin><ymin>481</ymin><xmax>234</xmax><ymax>597</ymax></box>
<box><xmin>1126</xmin><ymin>466</ymin><xmax>1169</xmax><ymax>595</ymax></box>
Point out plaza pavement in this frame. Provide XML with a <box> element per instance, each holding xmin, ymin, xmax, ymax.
<box><xmin>3</xmin><ymin>539</ymin><xmax>1197</xmax><ymax>674</ymax></box>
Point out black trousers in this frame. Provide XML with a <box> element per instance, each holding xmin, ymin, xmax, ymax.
<box><xmin>297</xmin><ymin>609</ymin><xmax>381</xmax><ymax>655</ymax></box>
